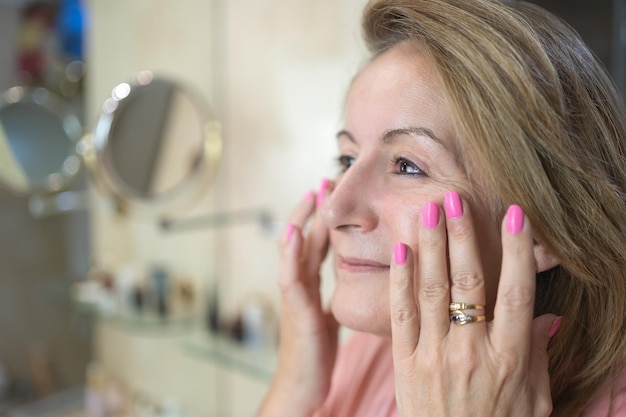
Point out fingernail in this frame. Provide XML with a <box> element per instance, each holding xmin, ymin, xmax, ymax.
<box><xmin>548</xmin><ymin>316</ymin><xmax>563</xmax><ymax>338</ymax></box>
<box><xmin>506</xmin><ymin>204</ymin><xmax>524</xmax><ymax>234</ymax></box>
<box><xmin>316</xmin><ymin>179</ymin><xmax>329</xmax><ymax>207</ymax></box>
<box><xmin>285</xmin><ymin>223</ymin><xmax>294</xmax><ymax>242</ymax></box>
<box><xmin>303</xmin><ymin>189</ymin><xmax>315</xmax><ymax>202</ymax></box>
<box><xmin>423</xmin><ymin>202</ymin><xmax>439</xmax><ymax>228</ymax></box>
<box><xmin>444</xmin><ymin>191</ymin><xmax>463</xmax><ymax>219</ymax></box>
<box><xmin>394</xmin><ymin>242</ymin><xmax>407</xmax><ymax>265</ymax></box>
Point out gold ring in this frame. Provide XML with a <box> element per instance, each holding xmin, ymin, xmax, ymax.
<box><xmin>449</xmin><ymin>302</ymin><xmax>485</xmax><ymax>312</ymax></box>
<box><xmin>449</xmin><ymin>310</ymin><xmax>486</xmax><ymax>326</ymax></box>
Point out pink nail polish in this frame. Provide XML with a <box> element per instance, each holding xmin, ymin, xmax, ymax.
<box><xmin>506</xmin><ymin>205</ymin><xmax>524</xmax><ymax>234</ymax></box>
<box><xmin>444</xmin><ymin>191</ymin><xmax>463</xmax><ymax>219</ymax></box>
<box><xmin>423</xmin><ymin>202</ymin><xmax>439</xmax><ymax>229</ymax></box>
<box><xmin>548</xmin><ymin>316</ymin><xmax>563</xmax><ymax>337</ymax></box>
<box><xmin>285</xmin><ymin>223</ymin><xmax>294</xmax><ymax>242</ymax></box>
<box><xmin>394</xmin><ymin>242</ymin><xmax>407</xmax><ymax>265</ymax></box>
<box><xmin>316</xmin><ymin>179</ymin><xmax>329</xmax><ymax>207</ymax></box>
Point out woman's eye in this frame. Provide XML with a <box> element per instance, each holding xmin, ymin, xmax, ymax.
<box><xmin>393</xmin><ymin>157</ymin><xmax>424</xmax><ymax>176</ymax></box>
<box><xmin>337</xmin><ymin>155</ymin><xmax>355</xmax><ymax>173</ymax></box>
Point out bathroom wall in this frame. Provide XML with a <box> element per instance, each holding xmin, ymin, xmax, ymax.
<box><xmin>87</xmin><ymin>0</ymin><xmax>368</xmax><ymax>415</ymax></box>
<box><xmin>216</xmin><ymin>0</ymin><xmax>369</xmax><ymax>319</ymax></box>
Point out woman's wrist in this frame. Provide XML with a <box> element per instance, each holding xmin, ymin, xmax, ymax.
<box><xmin>259</xmin><ymin>382</ymin><xmax>318</xmax><ymax>417</ymax></box>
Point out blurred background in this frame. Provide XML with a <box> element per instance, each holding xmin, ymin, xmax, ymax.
<box><xmin>0</xmin><ymin>0</ymin><xmax>622</xmax><ymax>416</ymax></box>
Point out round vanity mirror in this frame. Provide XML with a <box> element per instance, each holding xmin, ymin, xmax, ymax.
<box><xmin>81</xmin><ymin>72</ymin><xmax>222</xmax><ymax>212</ymax></box>
<box><xmin>0</xmin><ymin>86</ymin><xmax>83</xmax><ymax>195</ymax></box>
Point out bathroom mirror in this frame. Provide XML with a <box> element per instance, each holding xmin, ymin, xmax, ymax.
<box><xmin>81</xmin><ymin>72</ymin><xmax>222</xmax><ymax>212</ymax></box>
<box><xmin>0</xmin><ymin>86</ymin><xmax>83</xmax><ymax>195</ymax></box>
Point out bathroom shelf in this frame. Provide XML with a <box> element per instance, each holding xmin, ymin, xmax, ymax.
<box><xmin>181</xmin><ymin>329</ymin><xmax>277</xmax><ymax>382</ymax></box>
<box><xmin>73</xmin><ymin>299</ymin><xmax>199</xmax><ymax>336</ymax></box>
<box><xmin>98</xmin><ymin>311</ymin><xmax>198</xmax><ymax>335</ymax></box>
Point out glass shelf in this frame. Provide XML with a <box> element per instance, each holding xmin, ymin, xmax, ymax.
<box><xmin>181</xmin><ymin>329</ymin><xmax>277</xmax><ymax>382</ymax></box>
<box><xmin>97</xmin><ymin>311</ymin><xmax>199</xmax><ymax>335</ymax></box>
<box><xmin>73</xmin><ymin>290</ymin><xmax>277</xmax><ymax>381</ymax></box>
<box><xmin>71</xmin><ymin>297</ymin><xmax>199</xmax><ymax>337</ymax></box>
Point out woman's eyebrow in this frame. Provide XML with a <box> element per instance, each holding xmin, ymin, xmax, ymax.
<box><xmin>336</xmin><ymin>129</ymin><xmax>356</xmax><ymax>143</ymax></box>
<box><xmin>381</xmin><ymin>127</ymin><xmax>446</xmax><ymax>148</ymax></box>
<box><xmin>335</xmin><ymin>127</ymin><xmax>446</xmax><ymax>148</ymax></box>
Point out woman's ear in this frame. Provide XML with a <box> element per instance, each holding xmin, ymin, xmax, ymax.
<box><xmin>534</xmin><ymin>243</ymin><xmax>560</xmax><ymax>273</ymax></box>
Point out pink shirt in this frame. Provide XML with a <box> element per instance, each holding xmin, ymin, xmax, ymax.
<box><xmin>314</xmin><ymin>332</ymin><xmax>397</xmax><ymax>417</ymax></box>
<box><xmin>314</xmin><ymin>331</ymin><xmax>626</xmax><ymax>417</ymax></box>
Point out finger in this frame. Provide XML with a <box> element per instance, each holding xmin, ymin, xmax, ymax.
<box><xmin>416</xmin><ymin>201</ymin><xmax>450</xmax><ymax>345</ymax></box>
<box><xmin>278</xmin><ymin>187</ymin><xmax>313</xmax><ymax>289</ymax></box>
<box><xmin>390</xmin><ymin>242</ymin><xmax>420</xmax><ymax>358</ymax></box>
<box><xmin>277</xmin><ymin>225</ymin><xmax>321</xmax><ymax>327</ymax></box>
<box><xmin>316</xmin><ymin>178</ymin><xmax>331</xmax><ymax>209</ymax></box>
<box><xmin>278</xmin><ymin>223</ymin><xmax>304</xmax><ymax>290</ymax></box>
<box><xmin>444</xmin><ymin>191</ymin><xmax>486</xmax><ymax>333</ymax></box>
<box><xmin>283</xmin><ymin>188</ymin><xmax>317</xmax><ymax>244</ymax></box>
<box><xmin>491</xmin><ymin>205</ymin><xmax>537</xmax><ymax>357</ymax></box>
<box><xmin>304</xmin><ymin>179</ymin><xmax>332</xmax><ymax>276</ymax></box>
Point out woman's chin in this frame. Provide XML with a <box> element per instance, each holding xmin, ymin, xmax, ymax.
<box><xmin>330</xmin><ymin>283</ymin><xmax>392</xmax><ymax>336</ymax></box>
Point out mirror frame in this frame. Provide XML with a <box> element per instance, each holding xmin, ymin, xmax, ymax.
<box><xmin>80</xmin><ymin>72</ymin><xmax>222</xmax><ymax>214</ymax></box>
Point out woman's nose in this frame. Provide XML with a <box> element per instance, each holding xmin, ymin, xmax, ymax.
<box><xmin>320</xmin><ymin>165</ymin><xmax>378</xmax><ymax>232</ymax></box>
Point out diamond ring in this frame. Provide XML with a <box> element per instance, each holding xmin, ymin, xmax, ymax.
<box><xmin>449</xmin><ymin>309</ymin><xmax>486</xmax><ymax>326</ymax></box>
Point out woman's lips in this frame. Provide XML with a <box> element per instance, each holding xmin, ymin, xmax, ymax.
<box><xmin>338</xmin><ymin>256</ymin><xmax>390</xmax><ymax>274</ymax></box>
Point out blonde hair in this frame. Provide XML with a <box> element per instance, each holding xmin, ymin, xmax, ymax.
<box><xmin>362</xmin><ymin>0</ymin><xmax>626</xmax><ymax>415</ymax></box>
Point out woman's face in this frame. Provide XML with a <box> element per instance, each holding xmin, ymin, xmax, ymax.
<box><xmin>322</xmin><ymin>43</ymin><xmax>503</xmax><ymax>335</ymax></box>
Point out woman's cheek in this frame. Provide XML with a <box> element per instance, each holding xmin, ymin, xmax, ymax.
<box><xmin>391</xmin><ymin>205</ymin><xmax>423</xmax><ymax>246</ymax></box>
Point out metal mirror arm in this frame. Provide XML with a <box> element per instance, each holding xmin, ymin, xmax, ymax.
<box><xmin>159</xmin><ymin>208</ymin><xmax>281</xmax><ymax>238</ymax></box>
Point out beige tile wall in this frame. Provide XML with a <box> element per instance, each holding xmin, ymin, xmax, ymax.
<box><xmin>87</xmin><ymin>0</ymin><xmax>368</xmax><ymax>415</ymax></box>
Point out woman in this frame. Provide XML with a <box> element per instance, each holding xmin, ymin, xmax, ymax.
<box><xmin>260</xmin><ymin>0</ymin><xmax>626</xmax><ymax>416</ymax></box>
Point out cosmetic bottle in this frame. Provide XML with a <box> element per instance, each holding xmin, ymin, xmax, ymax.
<box><xmin>132</xmin><ymin>284</ymin><xmax>145</xmax><ymax>314</ymax></box>
<box><xmin>241</xmin><ymin>293</ymin><xmax>278</xmax><ymax>349</ymax></box>
<box><xmin>169</xmin><ymin>275</ymin><xmax>195</xmax><ymax>317</ymax></box>
<box><xmin>205</xmin><ymin>284</ymin><xmax>219</xmax><ymax>334</ymax></box>
<box><xmin>116</xmin><ymin>264</ymin><xmax>135</xmax><ymax>316</ymax></box>
<box><xmin>151</xmin><ymin>266</ymin><xmax>170</xmax><ymax>319</ymax></box>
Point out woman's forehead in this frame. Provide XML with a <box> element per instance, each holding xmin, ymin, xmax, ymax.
<box><xmin>343</xmin><ymin>43</ymin><xmax>457</xmax><ymax>151</ymax></box>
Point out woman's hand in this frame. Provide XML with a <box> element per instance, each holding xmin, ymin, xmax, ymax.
<box><xmin>260</xmin><ymin>180</ymin><xmax>339</xmax><ymax>417</ymax></box>
<box><xmin>390</xmin><ymin>192</ymin><xmax>560</xmax><ymax>417</ymax></box>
